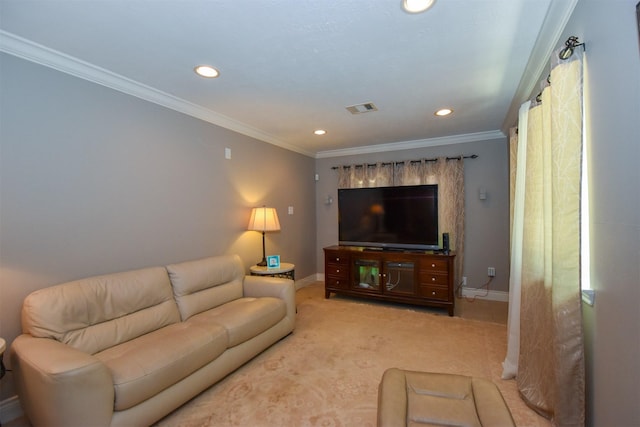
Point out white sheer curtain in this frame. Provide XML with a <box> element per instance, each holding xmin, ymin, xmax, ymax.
<box><xmin>502</xmin><ymin>48</ymin><xmax>585</xmax><ymax>425</ymax></box>
<box><xmin>502</xmin><ymin>105</ymin><xmax>530</xmax><ymax>379</ymax></box>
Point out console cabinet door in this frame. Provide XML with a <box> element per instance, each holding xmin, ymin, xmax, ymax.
<box><xmin>352</xmin><ymin>256</ymin><xmax>382</xmax><ymax>293</ymax></box>
<box><xmin>383</xmin><ymin>258</ymin><xmax>416</xmax><ymax>296</ymax></box>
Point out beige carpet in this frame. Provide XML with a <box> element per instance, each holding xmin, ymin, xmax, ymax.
<box><xmin>155</xmin><ymin>282</ymin><xmax>550</xmax><ymax>427</ymax></box>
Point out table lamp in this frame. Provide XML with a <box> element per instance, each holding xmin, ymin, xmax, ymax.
<box><xmin>247</xmin><ymin>206</ymin><xmax>280</xmax><ymax>266</ymax></box>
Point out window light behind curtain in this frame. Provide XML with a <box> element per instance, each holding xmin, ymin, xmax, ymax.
<box><xmin>503</xmin><ymin>45</ymin><xmax>586</xmax><ymax>425</ymax></box>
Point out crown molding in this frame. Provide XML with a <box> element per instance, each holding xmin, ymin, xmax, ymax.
<box><xmin>315</xmin><ymin>130</ymin><xmax>506</xmax><ymax>159</ymax></box>
<box><xmin>501</xmin><ymin>0</ymin><xmax>579</xmax><ymax>133</ymax></box>
<box><xmin>0</xmin><ymin>30</ymin><xmax>509</xmax><ymax>160</ymax></box>
<box><xmin>0</xmin><ymin>30</ymin><xmax>315</xmax><ymax>158</ymax></box>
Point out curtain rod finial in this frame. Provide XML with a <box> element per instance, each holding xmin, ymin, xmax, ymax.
<box><xmin>559</xmin><ymin>36</ymin><xmax>585</xmax><ymax>60</ymax></box>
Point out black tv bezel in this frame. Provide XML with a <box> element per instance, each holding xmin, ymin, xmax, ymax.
<box><xmin>337</xmin><ymin>184</ymin><xmax>439</xmax><ymax>251</ymax></box>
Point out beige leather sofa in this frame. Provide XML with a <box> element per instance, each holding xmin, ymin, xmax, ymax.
<box><xmin>10</xmin><ymin>254</ymin><xmax>296</xmax><ymax>427</ymax></box>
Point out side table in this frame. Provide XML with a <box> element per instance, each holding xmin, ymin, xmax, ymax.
<box><xmin>250</xmin><ymin>263</ymin><xmax>295</xmax><ymax>280</ymax></box>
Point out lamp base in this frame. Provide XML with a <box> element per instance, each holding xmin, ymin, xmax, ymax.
<box><xmin>257</xmin><ymin>231</ymin><xmax>268</xmax><ymax>266</ymax></box>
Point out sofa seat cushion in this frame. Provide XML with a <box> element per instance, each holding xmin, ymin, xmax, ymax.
<box><xmin>95</xmin><ymin>321</ymin><xmax>227</xmax><ymax>411</ymax></box>
<box><xmin>188</xmin><ymin>297</ymin><xmax>286</xmax><ymax>347</ymax></box>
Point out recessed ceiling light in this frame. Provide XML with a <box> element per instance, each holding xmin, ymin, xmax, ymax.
<box><xmin>194</xmin><ymin>65</ymin><xmax>220</xmax><ymax>78</ymax></box>
<box><xmin>402</xmin><ymin>0</ymin><xmax>436</xmax><ymax>14</ymax></box>
<box><xmin>314</xmin><ymin>129</ymin><xmax>327</xmax><ymax>136</ymax></box>
<box><xmin>435</xmin><ymin>108</ymin><xmax>453</xmax><ymax>117</ymax></box>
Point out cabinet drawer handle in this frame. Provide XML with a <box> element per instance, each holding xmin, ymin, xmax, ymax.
<box><xmin>431</xmin><ymin>263</ymin><xmax>436</xmax><ymax>268</ymax></box>
<box><xmin>336</xmin><ymin>269</ymin><xmax>340</xmax><ymax>273</ymax></box>
<box><xmin>432</xmin><ymin>291</ymin><xmax>436</xmax><ymax>295</ymax></box>
<box><xmin>336</xmin><ymin>257</ymin><xmax>340</xmax><ymax>261</ymax></box>
<box><xmin>431</xmin><ymin>277</ymin><xmax>436</xmax><ymax>281</ymax></box>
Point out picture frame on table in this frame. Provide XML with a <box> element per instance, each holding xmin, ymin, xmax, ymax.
<box><xmin>267</xmin><ymin>255</ymin><xmax>281</xmax><ymax>269</ymax></box>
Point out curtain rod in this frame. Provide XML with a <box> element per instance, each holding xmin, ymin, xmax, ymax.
<box><xmin>534</xmin><ymin>37</ymin><xmax>585</xmax><ymax>103</ymax></box>
<box><xmin>331</xmin><ymin>154</ymin><xmax>478</xmax><ymax>170</ymax></box>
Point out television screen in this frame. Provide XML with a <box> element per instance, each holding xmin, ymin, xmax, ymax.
<box><xmin>338</xmin><ymin>184</ymin><xmax>439</xmax><ymax>250</ymax></box>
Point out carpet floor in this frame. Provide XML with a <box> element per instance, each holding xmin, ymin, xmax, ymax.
<box><xmin>155</xmin><ymin>282</ymin><xmax>551</xmax><ymax>427</ymax></box>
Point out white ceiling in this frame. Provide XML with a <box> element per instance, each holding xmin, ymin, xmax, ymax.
<box><xmin>0</xmin><ymin>0</ymin><xmax>577</xmax><ymax>157</ymax></box>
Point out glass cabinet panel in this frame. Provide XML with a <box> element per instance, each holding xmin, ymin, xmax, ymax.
<box><xmin>353</xmin><ymin>258</ymin><xmax>380</xmax><ymax>291</ymax></box>
<box><xmin>384</xmin><ymin>261</ymin><xmax>415</xmax><ymax>295</ymax></box>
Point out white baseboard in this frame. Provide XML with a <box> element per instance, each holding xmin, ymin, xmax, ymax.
<box><xmin>295</xmin><ymin>274</ymin><xmax>321</xmax><ymax>290</ymax></box>
<box><xmin>460</xmin><ymin>288</ymin><xmax>509</xmax><ymax>302</ymax></box>
<box><xmin>0</xmin><ymin>395</ymin><xmax>23</xmax><ymax>424</ymax></box>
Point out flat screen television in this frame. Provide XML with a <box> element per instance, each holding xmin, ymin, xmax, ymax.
<box><xmin>338</xmin><ymin>184</ymin><xmax>439</xmax><ymax>251</ymax></box>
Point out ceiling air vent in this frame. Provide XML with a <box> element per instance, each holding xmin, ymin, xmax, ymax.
<box><xmin>346</xmin><ymin>102</ymin><xmax>378</xmax><ymax>114</ymax></box>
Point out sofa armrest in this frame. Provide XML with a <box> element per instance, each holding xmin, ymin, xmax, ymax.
<box><xmin>10</xmin><ymin>334</ymin><xmax>114</xmax><ymax>427</ymax></box>
<box><xmin>243</xmin><ymin>275</ymin><xmax>296</xmax><ymax>320</ymax></box>
<box><xmin>377</xmin><ymin>368</ymin><xmax>408</xmax><ymax>427</ymax></box>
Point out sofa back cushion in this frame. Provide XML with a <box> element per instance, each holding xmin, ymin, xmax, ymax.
<box><xmin>166</xmin><ymin>254</ymin><xmax>244</xmax><ymax>320</ymax></box>
<box><xmin>21</xmin><ymin>266</ymin><xmax>181</xmax><ymax>355</ymax></box>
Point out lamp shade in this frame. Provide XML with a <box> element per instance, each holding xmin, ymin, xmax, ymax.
<box><xmin>247</xmin><ymin>207</ymin><xmax>280</xmax><ymax>232</ymax></box>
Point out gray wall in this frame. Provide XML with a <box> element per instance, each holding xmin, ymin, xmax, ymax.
<box><xmin>3</xmin><ymin>2</ymin><xmax>639</xmax><ymax>423</ymax></box>
<box><xmin>314</xmin><ymin>137</ymin><xmax>510</xmax><ymax>294</ymax></box>
<box><xmin>558</xmin><ymin>1</ymin><xmax>640</xmax><ymax>425</ymax></box>
<box><xmin>0</xmin><ymin>54</ymin><xmax>316</xmax><ymax>400</ymax></box>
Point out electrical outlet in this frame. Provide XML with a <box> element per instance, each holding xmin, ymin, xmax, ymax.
<box><xmin>488</xmin><ymin>267</ymin><xmax>496</xmax><ymax>277</ymax></box>
<box><xmin>462</xmin><ymin>277</ymin><xmax>467</xmax><ymax>287</ymax></box>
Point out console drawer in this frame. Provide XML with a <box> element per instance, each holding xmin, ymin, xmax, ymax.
<box><xmin>418</xmin><ymin>284</ymin><xmax>449</xmax><ymax>301</ymax></box>
<box><xmin>326</xmin><ymin>252</ymin><xmax>347</xmax><ymax>264</ymax></box>
<box><xmin>326</xmin><ymin>263</ymin><xmax>348</xmax><ymax>279</ymax></box>
<box><xmin>420</xmin><ymin>258</ymin><xmax>449</xmax><ymax>273</ymax></box>
<box><xmin>419</xmin><ymin>271</ymin><xmax>449</xmax><ymax>286</ymax></box>
<box><xmin>326</xmin><ymin>276</ymin><xmax>348</xmax><ymax>289</ymax></box>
